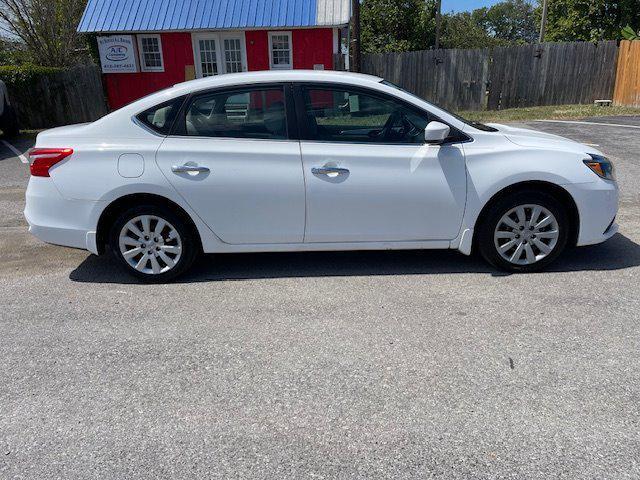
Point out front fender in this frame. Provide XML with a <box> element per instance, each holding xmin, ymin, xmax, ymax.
<box><xmin>451</xmin><ymin>142</ymin><xmax>594</xmax><ymax>253</ymax></box>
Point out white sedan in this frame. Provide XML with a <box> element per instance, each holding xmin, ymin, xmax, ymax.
<box><xmin>25</xmin><ymin>71</ymin><xmax>618</xmax><ymax>281</ymax></box>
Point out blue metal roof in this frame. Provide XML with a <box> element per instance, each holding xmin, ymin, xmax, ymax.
<box><xmin>78</xmin><ymin>0</ymin><xmax>350</xmax><ymax>33</ymax></box>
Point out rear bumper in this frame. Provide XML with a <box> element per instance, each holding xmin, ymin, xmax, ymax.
<box><xmin>24</xmin><ymin>177</ymin><xmax>102</xmax><ymax>254</ymax></box>
<box><xmin>564</xmin><ymin>179</ymin><xmax>619</xmax><ymax>247</ymax></box>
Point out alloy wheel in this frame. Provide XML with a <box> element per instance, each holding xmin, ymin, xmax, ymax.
<box><xmin>493</xmin><ymin>204</ymin><xmax>560</xmax><ymax>266</ymax></box>
<box><xmin>118</xmin><ymin>215</ymin><xmax>182</xmax><ymax>275</ymax></box>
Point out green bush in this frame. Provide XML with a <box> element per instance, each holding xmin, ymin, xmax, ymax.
<box><xmin>0</xmin><ymin>65</ymin><xmax>63</xmax><ymax>90</ymax></box>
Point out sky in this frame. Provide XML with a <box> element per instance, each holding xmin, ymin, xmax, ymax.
<box><xmin>441</xmin><ymin>0</ymin><xmax>504</xmax><ymax>13</ymax></box>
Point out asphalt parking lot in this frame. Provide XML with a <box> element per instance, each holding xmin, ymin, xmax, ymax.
<box><xmin>1</xmin><ymin>117</ymin><xmax>639</xmax><ymax>479</ymax></box>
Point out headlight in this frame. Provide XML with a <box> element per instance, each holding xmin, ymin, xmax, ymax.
<box><xmin>584</xmin><ymin>154</ymin><xmax>615</xmax><ymax>180</ymax></box>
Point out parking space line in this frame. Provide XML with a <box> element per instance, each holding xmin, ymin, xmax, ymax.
<box><xmin>533</xmin><ymin>119</ymin><xmax>640</xmax><ymax>129</ymax></box>
<box><xmin>1</xmin><ymin>140</ymin><xmax>29</xmax><ymax>164</ymax></box>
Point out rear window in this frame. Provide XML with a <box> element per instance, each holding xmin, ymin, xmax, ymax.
<box><xmin>136</xmin><ymin>96</ymin><xmax>185</xmax><ymax>135</ymax></box>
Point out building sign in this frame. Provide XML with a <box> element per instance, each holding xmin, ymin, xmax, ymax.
<box><xmin>98</xmin><ymin>35</ymin><xmax>139</xmax><ymax>73</ymax></box>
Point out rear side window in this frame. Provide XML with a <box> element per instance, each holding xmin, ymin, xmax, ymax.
<box><xmin>181</xmin><ymin>86</ymin><xmax>288</xmax><ymax>140</ymax></box>
<box><xmin>136</xmin><ymin>96</ymin><xmax>185</xmax><ymax>135</ymax></box>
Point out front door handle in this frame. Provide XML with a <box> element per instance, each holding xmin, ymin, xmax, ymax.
<box><xmin>171</xmin><ymin>164</ymin><xmax>210</xmax><ymax>174</ymax></box>
<box><xmin>311</xmin><ymin>166</ymin><xmax>350</xmax><ymax>175</ymax></box>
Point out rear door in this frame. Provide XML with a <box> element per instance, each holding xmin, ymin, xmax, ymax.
<box><xmin>155</xmin><ymin>84</ymin><xmax>305</xmax><ymax>244</ymax></box>
<box><xmin>295</xmin><ymin>83</ymin><xmax>467</xmax><ymax>243</ymax></box>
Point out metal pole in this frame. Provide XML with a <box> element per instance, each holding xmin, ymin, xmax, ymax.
<box><xmin>349</xmin><ymin>0</ymin><xmax>361</xmax><ymax>71</ymax></box>
<box><xmin>434</xmin><ymin>0</ymin><xmax>442</xmax><ymax>49</ymax></box>
<box><xmin>539</xmin><ymin>0</ymin><xmax>548</xmax><ymax>43</ymax></box>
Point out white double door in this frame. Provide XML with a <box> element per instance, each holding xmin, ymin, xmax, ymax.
<box><xmin>192</xmin><ymin>32</ymin><xmax>247</xmax><ymax>78</ymax></box>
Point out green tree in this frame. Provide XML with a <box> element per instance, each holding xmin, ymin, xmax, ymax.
<box><xmin>440</xmin><ymin>0</ymin><xmax>538</xmax><ymax>49</ymax></box>
<box><xmin>0</xmin><ymin>36</ymin><xmax>29</xmax><ymax>64</ymax></box>
<box><xmin>440</xmin><ymin>12</ymin><xmax>504</xmax><ymax>49</ymax></box>
<box><xmin>361</xmin><ymin>0</ymin><xmax>436</xmax><ymax>53</ymax></box>
<box><xmin>0</xmin><ymin>0</ymin><xmax>87</xmax><ymax>67</ymax></box>
<box><xmin>544</xmin><ymin>0</ymin><xmax>640</xmax><ymax>42</ymax></box>
<box><xmin>479</xmin><ymin>0</ymin><xmax>539</xmax><ymax>43</ymax></box>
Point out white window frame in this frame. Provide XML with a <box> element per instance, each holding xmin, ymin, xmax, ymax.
<box><xmin>219</xmin><ymin>32</ymin><xmax>248</xmax><ymax>74</ymax></box>
<box><xmin>137</xmin><ymin>34</ymin><xmax>164</xmax><ymax>72</ymax></box>
<box><xmin>192</xmin><ymin>33</ymin><xmax>223</xmax><ymax>79</ymax></box>
<box><xmin>268</xmin><ymin>31</ymin><xmax>293</xmax><ymax>70</ymax></box>
<box><xmin>192</xmin><ymin>32</ymin><xmax>248</xmax><ymax>78</ymax></box>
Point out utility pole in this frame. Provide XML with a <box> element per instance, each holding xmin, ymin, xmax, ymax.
<box><xmin>434</xmin><ymin>0</ymin><xmax>442</xmax><ymax>49</ymax></box>
<box><xmin>539</xmin><ymin>0</ymin><xmax>548</xmax><ymax>43</ymax></box>
<box><xmin>349</xmin><ymin>0</ymin><xmax>361</xmax><ymax>72</ymax></box>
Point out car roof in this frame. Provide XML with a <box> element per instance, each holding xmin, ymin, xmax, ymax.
<box><xmin>177</xmin><ymin>70</ymin><xmax>383</xmax><ymax>91</ymax></box>
<box><xmin>185</xmin><ymin>70</ymin><xmax>382</xmax><ymax>85</ymax></box>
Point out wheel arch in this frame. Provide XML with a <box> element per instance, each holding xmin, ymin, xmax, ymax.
<box><xmin>95</xmin><ymin>193</ymin><xmax>203</xmax><ymax>255</ymax></box>
<box><xmin>472</xmin><ymin>181</ymin><xmax>580</xmax><ymax>250</ymax></box>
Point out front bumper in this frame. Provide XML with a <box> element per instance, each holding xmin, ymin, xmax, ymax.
<box><xmin>564</xmin><ymin>179</ymin><xmax>619</xmax><ymax>246</ymax></box>
<box><xmin>24</xmin><ymin>177</ymin><xmax>102</xmax><ymax>254</ymax></box>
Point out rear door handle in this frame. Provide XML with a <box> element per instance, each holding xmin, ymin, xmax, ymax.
<box><xmin>171</xmin><ymin>164</ymin><xmax>210</xmax><ymax>174</ymax></box>
<box><xmin>311</xmin><ymin>166</ymin><xmax>350</xmax><ymax>175</ymax></box>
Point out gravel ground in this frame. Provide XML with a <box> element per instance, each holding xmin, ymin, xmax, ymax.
<box><xmin>1</xmin><ymin>118</ymin><xmax>639</xmax><ymax>479</ymax></box>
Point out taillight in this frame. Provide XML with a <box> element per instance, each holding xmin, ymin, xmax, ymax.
<box><xmin>29</xmin><ymin>148</ymin><xmax>74</xmax><ymax>177</ymax></box>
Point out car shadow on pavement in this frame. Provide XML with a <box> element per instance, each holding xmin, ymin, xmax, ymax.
<box><xmin>69</xmin><ymin>233</ymin><xmax>640</xmax><ymax>284</ymax></box>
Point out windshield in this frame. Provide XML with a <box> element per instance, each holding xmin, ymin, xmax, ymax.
<box><xmin>380</xmin><ymin>80</ymin><xmax>498</xmax><ymax>132</ymax></box>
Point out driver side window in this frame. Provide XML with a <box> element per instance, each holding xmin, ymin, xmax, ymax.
<box><xmin>301</xmin><ymin>86</ymin><xmax>431</xmax><ymax>144</ymax></box>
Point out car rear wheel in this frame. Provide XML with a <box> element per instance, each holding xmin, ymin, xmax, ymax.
<box><xmin>477</xmin><ymin>190</ymin><xmax>569</xmax><ymax>272</ymax></box>
<box><xmin>109</xmin><ymin>205</ymin><xmax>198</xmax><ymax>282</ymax></box>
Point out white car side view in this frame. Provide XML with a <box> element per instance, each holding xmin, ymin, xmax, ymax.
<box><xmin>25</xmin><ymin>71</ymin><xmax>618</xmax><ymax>282</ymax></box>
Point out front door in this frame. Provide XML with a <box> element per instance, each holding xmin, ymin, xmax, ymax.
<box><xmin>156</xmin><ymin>84</ymin><xmax>305</xmax><ymax>244</ymax></box>
<box><xmin>296</xmin><ymin>84</ymin><xmax>467</xmax><ymax>243</ymax></box>
<box><xmin>192</xmin><ymin>32</ymin><xmax>247</xmax><ymax>78</ymax></box>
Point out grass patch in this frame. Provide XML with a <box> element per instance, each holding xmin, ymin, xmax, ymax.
<box><xmin>18</xmin><ymin>129</ymin><xmax>42</xmax><ymax>140</ymax></box>
<box><xmin>456</xmin><ymin>104</ymin><xmax>640</xmax><ymax>123</ymax></box>
<box><xmin>0</xmin><ymin>129</ymin><xmax>41</xmax><ymax>141</ymax></box>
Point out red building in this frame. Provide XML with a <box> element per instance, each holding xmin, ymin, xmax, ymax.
<box><xmin>78</xmin><ymin>0</ymin><xmax>350</xmax><ymax>109</ymax></box>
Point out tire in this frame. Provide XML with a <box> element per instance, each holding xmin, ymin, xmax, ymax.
<box><xmin>477</xmin><ymin>190</ymin><xmax>569</xmax><ymax>273</ymax></box>
<box><xmin>109</xmin><ymin>205</ymin><xmax>198</xmax><ymax>283</ymax></box>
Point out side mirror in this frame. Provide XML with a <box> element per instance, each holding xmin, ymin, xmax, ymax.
<box><xmin>424</xmin><ymin>121</ymin><xmax>451</xmax><ymax>145</ymax></box>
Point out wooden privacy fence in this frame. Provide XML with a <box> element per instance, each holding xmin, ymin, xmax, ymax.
<box><xmin>614</xmin><ymin>40</ymin><xmax>640</xmax><ymax>107</ymax></box>
<box><xmin>10</xmin><ymin>65</ymin><xmax>108</xmax><ymax>129</ymax></box>
<box><xmin>362</xmin><ymin>48</ymin><xmax>490</xmax><ymax>111</ymax></box>
<box><xmin>488</xmin><ymin>41</ymin><xmax>618</xmax><ymax>109</ymax></box>
<box><xmin>361</xmin><ymin>41</ymin><xmax>619</xmax><ymax>111</ymax></box>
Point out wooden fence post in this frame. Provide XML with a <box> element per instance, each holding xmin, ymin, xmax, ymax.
<box><xmin>614</xmin><ymin>40</ymin><xmax>640</xmax><ymax>107</ymax></box>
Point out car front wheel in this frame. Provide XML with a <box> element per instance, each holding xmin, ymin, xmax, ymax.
<box><xmin>477</xmin><ymin>190</ymin><xmax>569</xmax><ymax>272</ymax></box>
<box><xmin>109</xmin><ymin>205</ymin><xmax>198</xmax><ymax>282</ymax></box>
